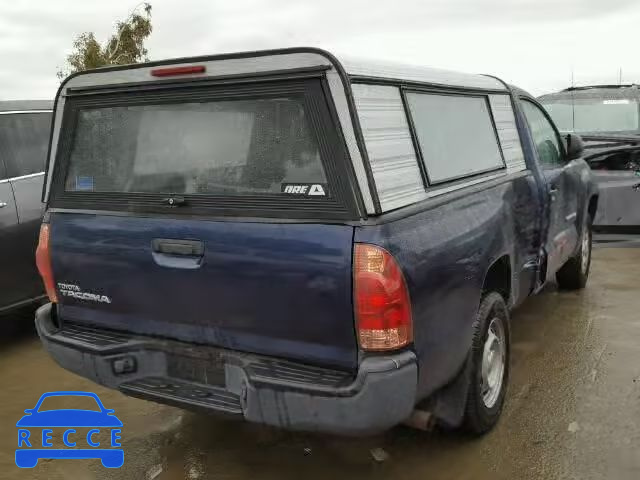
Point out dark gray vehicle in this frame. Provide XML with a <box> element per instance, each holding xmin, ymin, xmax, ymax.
<box><xmin>0</xmin><ymin>100</ymin><xmax>53</xmax><ymax>313</ymax></box>
<box><xmin>539</xmin><ymin>86</ymin><xmax>640</xmax><ymax>231</ymax></box>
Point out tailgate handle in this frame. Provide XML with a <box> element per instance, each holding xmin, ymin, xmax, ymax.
<box><xmin>152</xmin><ymin>239</ymin><xmax>204</xmax><ymax>256</ymax></box>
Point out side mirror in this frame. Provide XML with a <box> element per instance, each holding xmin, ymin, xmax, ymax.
<box><xmin>566</xmin><ymin>133</ymin><xmax>585</xmax><ymax>161</ymax></box>
<box><xmin>23</xmin><ymin>409</ymin><xmax>33</xmax><ymax>414</ymax></box>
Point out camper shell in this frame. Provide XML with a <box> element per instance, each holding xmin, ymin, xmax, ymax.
<box><xmin>42</xmin><ymin>48</ymin><xmax>524</xmax><ymax>217</ymax></box>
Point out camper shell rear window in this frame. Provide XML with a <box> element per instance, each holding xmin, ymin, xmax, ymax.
<box><xmin>49</xmin><ymin>78</ymin><xmax>358</xmax><ymax>220</ymax></box>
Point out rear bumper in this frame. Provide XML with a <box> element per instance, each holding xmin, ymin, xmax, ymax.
<box><xmin>35</xmin><ymin>304</ymin><xmax>418</xmax><ymax>436</ymax></box>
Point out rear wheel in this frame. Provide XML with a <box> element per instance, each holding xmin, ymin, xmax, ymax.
<box><xmin>556</xmin><ymin>219</ymin><xmax>592</xmax><ymax>290</ymax></box>
<box><xmin>462</xmin><ymin>292</ymin><xmax>510</xmax><ymax>434</ymax></box>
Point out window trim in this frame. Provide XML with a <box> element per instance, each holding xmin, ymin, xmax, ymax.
<box><xmin>49</xmin><ymin>77</ymin><xmax>360</xmax><ymax>220</ymax></box>
<box><xmin>519</xmin><ymin>96</ymin><xmax>568</xmax><ymax>168</ymax></box>
<box><xmin>401</xmin><ymin>87</ymin><xmax>507</xmax><ymax>187</ymax></box>
<box><xmin>0</xmin><ymin>171</ymin><xmax>45</xmax><ymax>185</ymax></box>
<box><xmin>0</xmin><ymin>110</ymin><xmax>52</xmax><ymax>115</ymax></box>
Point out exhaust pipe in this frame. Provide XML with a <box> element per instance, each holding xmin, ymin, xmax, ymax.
<box><xmin>403</xmin><ymin>409</ymin><xmax>435</xmax><ymax>431</ymax></box>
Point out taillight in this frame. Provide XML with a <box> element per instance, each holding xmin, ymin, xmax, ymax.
<box><xmin>354</xmin><ymin>244</ymin><xmax>412</xmax><ymax>351</ymax></box>
<box><xmin>35</xmin><ymin>224</ymin><xmax>58</xmax><ymax>303</ymax></box>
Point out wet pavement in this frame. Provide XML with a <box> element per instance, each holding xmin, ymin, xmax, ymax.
<box><xmin>1</xmin><ymin>248</ymin><xmax>639</xmax><ymax>480</ymax></box>
<box><xmin>594</xmin><ymin>233</ymin><xmax>640</xmax><ymax>249</ymax></box>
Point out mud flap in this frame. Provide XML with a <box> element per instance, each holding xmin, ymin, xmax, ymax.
<box><xmin>427</xmin><ymin>353</ymin><xmax>474</xmax><ymax>428</ymax></box>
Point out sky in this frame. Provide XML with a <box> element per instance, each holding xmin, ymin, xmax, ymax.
<box><xmin>1</xmin><ymin>0</ymin><xmax>640</xmax><ymax>100</ymax></box>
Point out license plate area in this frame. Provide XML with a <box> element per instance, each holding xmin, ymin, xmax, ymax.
<box><xmin>166</xmin><ymin>352</ymin><xmax>226</xmax><ymax>386</ymax></box>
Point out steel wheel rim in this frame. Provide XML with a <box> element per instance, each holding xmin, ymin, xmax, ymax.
<box><xmin>481</xmin><ymin>317</ymin><xmax>506</xmax><ymax>409</ymax></box>
<box><xmin>581</xmin><ymin>228</ymin><xmax>591</xmax><ymax>273</ymax></box>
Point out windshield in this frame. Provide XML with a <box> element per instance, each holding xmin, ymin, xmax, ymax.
<box><xmin>541</xmin><ymin>97</ymin><xmax>640</xmax><ymax>134</ymax></box>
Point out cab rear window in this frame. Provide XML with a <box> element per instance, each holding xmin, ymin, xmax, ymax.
<box><xmin>65</xmin><ymin>98</ymin><xmax>326</xmax><ymax>195</ymax></box>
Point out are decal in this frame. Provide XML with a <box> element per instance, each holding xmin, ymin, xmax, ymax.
<box><xmin>281</xmin><ymin>183</ymin><xmax>328</xmax><ymax>197</ymax></box>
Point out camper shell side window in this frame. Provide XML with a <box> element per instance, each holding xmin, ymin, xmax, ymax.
<box><xmin>404</xmin><ymin>90</ymin><xmax>506</xmax><ymax>185</ymax></box>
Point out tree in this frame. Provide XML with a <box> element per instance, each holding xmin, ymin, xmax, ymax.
<box><xmin>57</xmin><ymin>3</ymin><xmax>153</xmax><ymax>80</ymax></box>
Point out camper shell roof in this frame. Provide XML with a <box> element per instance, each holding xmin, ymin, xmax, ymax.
<box><xmin>57</xmin><ymin>47</ymin><xmax>509</xmax><ymax>93</ymax></box>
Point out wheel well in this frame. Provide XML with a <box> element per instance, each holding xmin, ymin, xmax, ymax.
<box><xmin>483</xmin><ymin>256</ymin><xmax>511</xmax><ymax>304</ymax></box>
<box><xmin>588</xmin><ymin>195</ymin><xmax>599</xmax><ymax>221</ymax></box>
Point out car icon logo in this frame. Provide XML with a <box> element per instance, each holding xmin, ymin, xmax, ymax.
<box><xmin>15</xmin><ymin>391</ymin><xmax>124</xmax><ymax>468</ymax></box>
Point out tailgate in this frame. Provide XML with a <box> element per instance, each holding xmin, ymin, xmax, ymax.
<box><xmin>51</xmin><ymin>213</ymin><xmax>358</xmax><ymax>369</ymax></box>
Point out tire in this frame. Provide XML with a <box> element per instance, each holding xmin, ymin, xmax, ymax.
<box><xmin>462</xmin><ymin>291</ymin><xmax>510</xmax><ymax>434</ymax></box>
<box><xmin>556</xmin><ymin>219</ymin><xmax>592</xmax><ymax>290</ymax></box>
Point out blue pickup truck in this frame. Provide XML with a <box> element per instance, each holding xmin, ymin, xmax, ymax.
<box><xmin>34</xmin><ymin>48</ymin><xmax>597</xmax><ymax>436</ymax></box>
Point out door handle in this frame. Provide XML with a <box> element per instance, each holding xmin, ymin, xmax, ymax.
<box><xmin>152</xmin><ymin>239</ymin><xmax>204</xmax><ymax>256</ymax></box>
<box><xmin>151</xmin><ymin>239</ymin><xmax>204</xmax><ymax>270</ymax></box>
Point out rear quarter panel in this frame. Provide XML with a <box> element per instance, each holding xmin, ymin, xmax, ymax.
<box><xmin>355</xmin><ymin>173</ymin><xmax>540</xmax><ymax>398</ymax></box>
